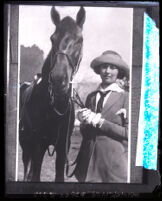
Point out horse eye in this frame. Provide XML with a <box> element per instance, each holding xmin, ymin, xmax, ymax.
<box><xmin>50</xmin><ymin>34</ymin><xmax>57</xmax><ymax>43</ymax></box>
<box><xmin>77</xmin><ymin>37</ymin><xmax>83</xmax><ymax>44</ymax></box>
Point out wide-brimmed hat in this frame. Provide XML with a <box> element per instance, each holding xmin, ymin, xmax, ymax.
<box><xmin>90</xmin><ymin>50</ymin><xmax>129</xmax><ymax>77</ymax></box>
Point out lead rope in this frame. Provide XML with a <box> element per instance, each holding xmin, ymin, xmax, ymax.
<box><xmin>65</xmin><ymin>88</ymin><xmax>85</xmax><ymax>178</ymax></box>
<box><xmin>65</xmin><ymin>80</ymin><xmax>85</xmax><ymax>178</ymax></box>
<box><xmin>65</xmin><ymin>99</ymin><xmax>73</xmax><ymax>178</ymax></box>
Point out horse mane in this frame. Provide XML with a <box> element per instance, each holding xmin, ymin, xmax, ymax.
<box><xmin>41</xmin><ymin>51</ymin><xmax>52</xmax><ymax>80</ymax></box>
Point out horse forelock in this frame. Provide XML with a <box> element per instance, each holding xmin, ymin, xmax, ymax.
<box><xmin>60</xmin><ymin>17</ymin><xmax>82</xmax><ymax>35</ymax></box>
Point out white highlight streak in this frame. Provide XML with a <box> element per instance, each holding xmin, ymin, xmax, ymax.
<box><xmin>15</xmin><ymin>6</ymin><xmax>20</xmax><ymax>181</ymax></box>
<box><xmin>127</xmin><ymin>8</ymin><xmax>133</xmax><ymax>183</ymax></box>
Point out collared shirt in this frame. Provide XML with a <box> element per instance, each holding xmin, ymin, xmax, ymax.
<box><xmin>95</xmin><ymin>83</ymin><xmax>124</xmax><ymax>112</ymax></box>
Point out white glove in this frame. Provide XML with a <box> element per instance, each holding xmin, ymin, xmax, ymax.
<box><xmin>77</xmin><ymin>108</ymin><xmax>104</xmax><ymax>127</ymax></box>
<box><xmin>91</xmin><ymin>113</ymin><xmax>102</xmax><ymax>127</ymax></box>
<box><xmin>86</xmin><ymin>111</ymin><xmax>97</xmax><ymax>124</ymax></box>
<box><xmin>77</xmin><ymin>108</ymin><xmax>92</xmax><ymax>123</ymax></box>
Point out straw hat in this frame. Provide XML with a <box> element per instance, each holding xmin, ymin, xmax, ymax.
<box><xmin>90</xmin><ymin>50</ymin><xmax>129</xmax><ymax>77</ymax></box>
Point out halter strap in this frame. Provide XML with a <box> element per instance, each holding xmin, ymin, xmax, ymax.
<box><xmin>48</xmin><ymin>43</ymin><xmax>83</xmax><ymax>115</ymax></box>
<box><xmin>50</xmin><ymin>42</ymin><xmax>83</xmax><ymax>78</ymax></box>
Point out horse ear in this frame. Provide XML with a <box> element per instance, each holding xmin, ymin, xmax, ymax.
<box><xmin>51</xmin><ymin>7</ymin><xmax>60</xmax><ymax>26</ymax></box>
<box><xmin>76</xmin><ymin>6</ymin><xmax>86</xmax><ymax>29</ymax></box>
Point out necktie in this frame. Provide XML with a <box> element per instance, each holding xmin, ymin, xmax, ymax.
<box><xmin>96</xmin><ymin>91</ymin><xmax>110</xmax><ymax>113</ymax></box>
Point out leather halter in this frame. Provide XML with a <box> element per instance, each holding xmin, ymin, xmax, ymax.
<box><xmin>48</xmin><ymin>44</ymin><xmax>83</xmax><ymax>115</ymax></box>
<box><xmin>50</xmin><ymin>43</ymin><xmax>83</xmax><ymax>80</ymax></box>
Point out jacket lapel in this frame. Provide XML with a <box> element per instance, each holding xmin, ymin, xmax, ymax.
<box><xmin>102</xmin><ymin>92</ymin><xmax>122</xmax><ymax>115</ymax></box>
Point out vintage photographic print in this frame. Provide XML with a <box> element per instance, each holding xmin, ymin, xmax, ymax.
<box><xmin>4</xmin><ymin>1</ymin><xmax>160</xmax><ymax>197</ymax></box>
<box><xmin>17</xmin><ymin>5</ymin><xmax>132</xmax><ymax>183</ymax></box>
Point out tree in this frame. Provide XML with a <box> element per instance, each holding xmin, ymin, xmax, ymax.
<box><xmin>20</xmin><ymin>45</ymin><xmax>44</xmax><ymax>83</ymax></box>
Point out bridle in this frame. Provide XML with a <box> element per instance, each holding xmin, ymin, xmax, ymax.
<box><xmin>48</xmin><ymin>43</ymin><xmax>84</xmax><ymax>116</ymax></box>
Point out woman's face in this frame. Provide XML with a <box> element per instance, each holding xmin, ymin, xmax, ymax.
<box><xmin>99</xmin><ymin>63</ymin><xmax>119</xmax><ymax>87</ymax></box>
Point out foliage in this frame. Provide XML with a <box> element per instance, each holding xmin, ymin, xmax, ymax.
<box><xmin>20</xmin><ymin>45</ymin><xmax>44</xmax><ymax>83</ymax></box>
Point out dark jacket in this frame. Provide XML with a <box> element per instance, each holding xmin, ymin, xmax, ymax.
<box><xmin>73</xmin><ymin>89</ymin><xmax>129</xmax><ymax>183</ymax></box>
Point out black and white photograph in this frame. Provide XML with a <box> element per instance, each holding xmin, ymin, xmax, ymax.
<box><xmin>4</xmin><ymin>1</ymin><xmax>160</xmax><ymax>197</ymax></box>
<box><xmin>17</xmin><ymin>5</ymin><xmax>132</xmax><ymax>183</ymax></box>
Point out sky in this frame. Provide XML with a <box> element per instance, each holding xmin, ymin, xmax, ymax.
<box><xmin>19</xmin><ymin>5</ymin><xmax>133</xmax><ymax>83</ymax></box>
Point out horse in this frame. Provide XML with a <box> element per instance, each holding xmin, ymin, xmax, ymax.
<box><xmin>19</xmin><ymin>6</ymin><xmax>86</xmax><ymax>182</ymax></box>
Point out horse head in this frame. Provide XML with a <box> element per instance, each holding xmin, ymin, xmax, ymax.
<box><xmin>42</xmin><ymin>6</ymin><xmax>86</xmax><ymax>104</ymax></box>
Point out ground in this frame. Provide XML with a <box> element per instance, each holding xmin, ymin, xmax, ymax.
<box><xmin>18</xmin><ymin>126</ymin><xmax>82</xmax><ymax>182</ymax></box>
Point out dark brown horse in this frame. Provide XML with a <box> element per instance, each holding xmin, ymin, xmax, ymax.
<box><xmin>19</xmin><ymin>6</ymin><xmax>86</xmax><ymax>182</ymax></box>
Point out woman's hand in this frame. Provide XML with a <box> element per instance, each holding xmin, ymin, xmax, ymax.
<box><xmin>77</xmin><ymin>108</ymin><xmax>92</xmax><ymax>123</ymax></box>
<box><xmin>77</xmin><ymin>108</ymin><xmax>104</xmax><ymax>127</ymax></box>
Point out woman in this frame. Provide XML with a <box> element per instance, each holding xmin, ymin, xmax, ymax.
<box><xmin>73</xmin><ymin>50</ymin><xmax>129</xmax><ymax>183</ymax></box>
